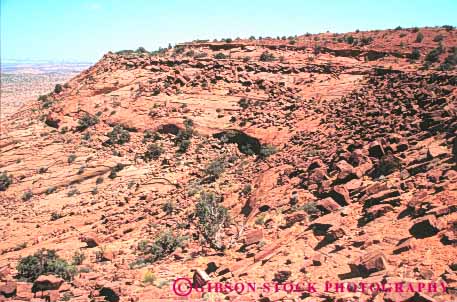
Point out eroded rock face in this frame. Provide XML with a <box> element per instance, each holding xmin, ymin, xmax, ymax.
<box><xmin>1</xmin><ymin>27</ymin><xmax>456</xmax><ymax>301</ymax></box>
<box><xmin>32</xmin><ymin>275</ymin><xmax>63</xmax><ymax>292</ymax></box>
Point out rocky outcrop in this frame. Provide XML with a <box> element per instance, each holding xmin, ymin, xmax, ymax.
<box><xmin>0</xmin><ymin>27</ymin><xmax>456</xmax><ymax>302</ymax></box>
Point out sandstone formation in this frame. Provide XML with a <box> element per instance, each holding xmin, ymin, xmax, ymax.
<box><xmin>1</xmin><ymin>26</ymin><xmax>457</xmax><ymax>301</ymax></box>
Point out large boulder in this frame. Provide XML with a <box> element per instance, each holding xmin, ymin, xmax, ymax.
<box><xmin>409</xmin><ymin>216</ymin><xmax>441</xmax><ymax>239</ymax></box>
<box><xmin>80</xmin><ymin>232</ymin><xmax>100</xmax><ymax>248</ymax></box>
<box><xmin>32</xmin><ymin>275</ymin><xmax>64</xmax><ymax>292</ymax></box>
<box><xmin>193</xmin><ymin>269</ymin><xmax>210</xmax><ymax>288</ymax></box>
<box><xmin>0</xmin><ymin>281</ymin><xmax>16</xmax><ymax>298</ymax></box>
<box><xmin>317</xmin><ymin>197</ymin><xmax>341</xmax><ymax>213</ymax></box>
<box><xmin>349</xmin><ymin>251</ymin><xmax>388</xmax><ymax>277</ymax></box>
<box><xmin>99</xmin><ymin>282</ymin><xmax>121</xmax><ymax>302</ymax></box>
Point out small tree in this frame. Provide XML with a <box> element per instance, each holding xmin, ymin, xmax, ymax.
<box><xmin>162</xmin><ymin>201</ymin><xmax>175</xmax><ymax>215</ymax></box>
<box><xmin>415</xmin><ymin>32</ymin><xmax>424</xmax><ymax>43</ymax></box>
<box><xmin>345</xmin><ymin>35</ymin><xmax>354</xmax><ymax>44</ymax></box>
<box><xmin>136</xmin><ymin>46</ymin><xmax>148</xmax><ymax>53</ymax></box>
<box><xmin>204</xmin><ymin>157</ymin><xmax>225</xmax><ymax>181</ymax></box>
<box><xmin>195</xmin><ymin>192</ymin><xmax>229</xmax><ymax>250</ymax></box>
<box><xmin>16</xmin><ymin>249</ymin><xmax>76</xmax><ymax>282</ymax></box>
<box><xmin>106</xmin><ymin>125</ymin><xmax>130</xmax><ymax>145</ymax></box>
<box><xmin>77</xmin><ymin>114</ymin><xmax>99</xmax><ymax>131</ymax></box>
<box><xmin>410</xmin><ymin>49</ymin><xmax>421</xmax><ymax>60</ymax></box>
<box><xmin>425</xmin><ymin>45</ymin><xmax>444</xmax><ymax>63</ymax></box>
<box><xmin>136</xmin><ymin>231</ymin><xmax>186</xmax><ymax>264</ymax></box>
<box><xmin>260</xmin><ymin>51</ymin><xmax>276</xmax><ymax>62</ymax></box>
<box><xmin>174</xmin><ymin>119</ymin><xmax>193</xmax><ymax>153</ymax></box>
<box><xmin>440</xmin><ymin>47</ymin><xmax>457</xmax><ymax>70</ymax></box>
<box><xmin>214</xmin><ymin>52</ymin><xmax>228</xmax><ymax>59</ymax></box>
<box><xmin>144</xmin><ymin>144</ymin><xmax>163</xmax><ymax>161</ymax></box>
<box><xmin>54</xmin><ymin>84</ymin><xmax>63</xmax><ymax>94</ymax></box>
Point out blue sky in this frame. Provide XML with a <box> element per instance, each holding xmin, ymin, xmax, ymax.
<box><xmin>1</xmin><ymin>0</ymin><xmax>456</xmax><ymax>62</ymax></box>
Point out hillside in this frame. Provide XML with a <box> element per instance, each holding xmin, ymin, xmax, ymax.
<box><xmin>0</xmin><ymin>26</ymin><xmax>456</xmax><ymax>302</ymax></box>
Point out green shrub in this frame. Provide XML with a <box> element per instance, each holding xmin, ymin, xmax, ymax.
<box><xmin>96</xmin><ymin>177</ymin><xmax>104</xmax><ymax>185</ymax></box>
<box><xmin>204</xmin><ymin>157</ymin><xmax>226</xmax><ymax>180</ymax></box>
<box><xmin>194</xmin><ymin>52</ymin><xmax>208</xmax><ymax>58</ymax></box>
<box><xmin>91</xmin><ymin>187</ymin><xmax>99</xmax><ymax>195</ymax></box>
<box><xmin>72</xmin><ymin>250</ymin><xmax>86</xmax><ymax>265</ymax></box>
<box><xmin>440</xmin><ymin>47</ymin><xmax>457</xmax><ymax>70</ymax></box>
<box><xmin>106</xmin><ymin>125</ymin><xmax>130</xmax><ymax>145</ymax></box>
<box><xmin>360</xmin><ymin>36</ymin><xmax>373</xmax><ymax>46</ymax></box>
<box><xmin>345</xmin><ymin>35</ymin><xmax>354</xmax><ymax>44</ymax></box>
<box><xmin>82</xmin><ymin>133</ymin><xmax>91</xmax><ymax>141</ymax></box>
<box><xmin>0</xmin><ymin>171</ymin><xmax>12</xmax><ymax>191</ymax></box>
<box><xmin>42</xmin><ymin>99</ymin><xmax>55</xmax><ymax>109</ymax></box>
<box><xmin>241</xmin><ymin>184</ymin><xmax>252</xmax><ymax>196</ymax></box>
<box><xmin>259</xmin><ymin>144</ymin><xmax>277</xmax><ymax>158</ymax></box>
<box><xmin>16</xmin><ymin>249</ymin><xmax>76</xmax><ymax>282</ymax></box>
<box><xmin>115</xmin><ymin>49</ymin><xmax>134</xmax><ymax>55</ymax></box>
<box><xmin>150</xmin><ymin>47</ymin><xmax>167</xmax><ymax>56</ymax></box>
<box><xmin>108</xmin><ymin>163</ymin><xmax>125</xmax><ymax>179</ymax></box>
<box><xmin>137</xmin><ymin>230</ymin><xmax>186</xmax><ymax>264</ymax></box>
<box><xmin>255</xmin><ymin>214</ymin><xmax>266</xmax><ymax>225</ymax></box>
<box><xmin>415</xmin><ymin>32</ymin><xmax>424</xmax><ymax>43</ymax></box>
<box><xmin>144</xmin><ymin>144</ymin><xmax>163</xmax><ymax>161</ymax></box>
<box><xmin>162</xmin><ymin>200</ymin><xmax>175</xmax><ymax>215</ymax></box>
<box><xmin>425</xmin><ymin>44</ymin><xmax>444</xmax><ymax>63</ymax></box>
<box><xmin>178</xmin><ymin>140</ymin><xmax>191</xmax><ymax>153</ymax></box>
<box><xmin>77</xmin><ymin>165</ymin><xmax>85</xmax><ymax>175</ymax></box>
<box><xmin>174</xmin><ymin>119</ymin><xmax>194</xmax><ymax>152</ymax></box>
<box><xmin>54</xmin><ymin>84</ymin><xmax>63</xmax><ymax>94</ymax></box>
<box><xmin>238</xmin><ymin>98</ymin><xmax>250</xmax><ymax>109</ymax></box>
<box><xmin>38</xmin><ymin>95</ymin><xmax>48</xmax><ymax>102</ymax></box>
<box><xmin>136</xmin><ymin>46</ymin><xmax>148</xmax><ymax>53</ymax></box>
<box><xmin>302</xmin><ymin>202</ymin><xmax>320</xmax><ymax>215</ymax></box>
<box><xmin>260</xmin><ymin>51</ymin><xmax>276</xmax><ymax>62</ymax></box>
<box><xmin>433</xmin><ymin>34</ymin><xmax>444</xmax><ymax>42</ymax></box>
<box><xmin>46</xmin><ymin>187</ymin><xmax>56</xmax><ymax>195</ymax></box>
<box><xmin>143</xmin><ymin>130</ymin><xmax>161</xmax><ymax>143</ymax></box>
<box><xmin>143</xmin><ymin>271</ymin><xmax>156</xmax><ymax>284</ymax></box>
<box><xmin>22</xmin><ymin>190</ymin><xmax>33</xmax><ymax>201</ymax></box>
<box><xmin>410</xmin><ymin>49</ymin><xmax>421</xmax><ymax>60</ymax></box>
<box><xmin>214</xmin><ymin>52</ymin><xmax>228</xmax><ymax>59</ymax></box>
<box><xmin>51</xmin><ymin>212</ymin><xmax>62</xmax><ymax>221</ymax></box>
<box><xmin>77</xmin><ymin>114</ymin><xmax>99</xmax><ymax>131</ymax></box>
<box><xmin>195</xmin><ymin>191</ymin><xmax>229</xmax><ymax>250</ymax></box>
<box><xmin>67</xmin><ymin>189</ymin><xmax>79</xmax><ymax>197</ymax></box>
<box><xmin>67</xmin><ymin>154</ymin><xmax>76</xmax><ymax>164</ymax></box>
